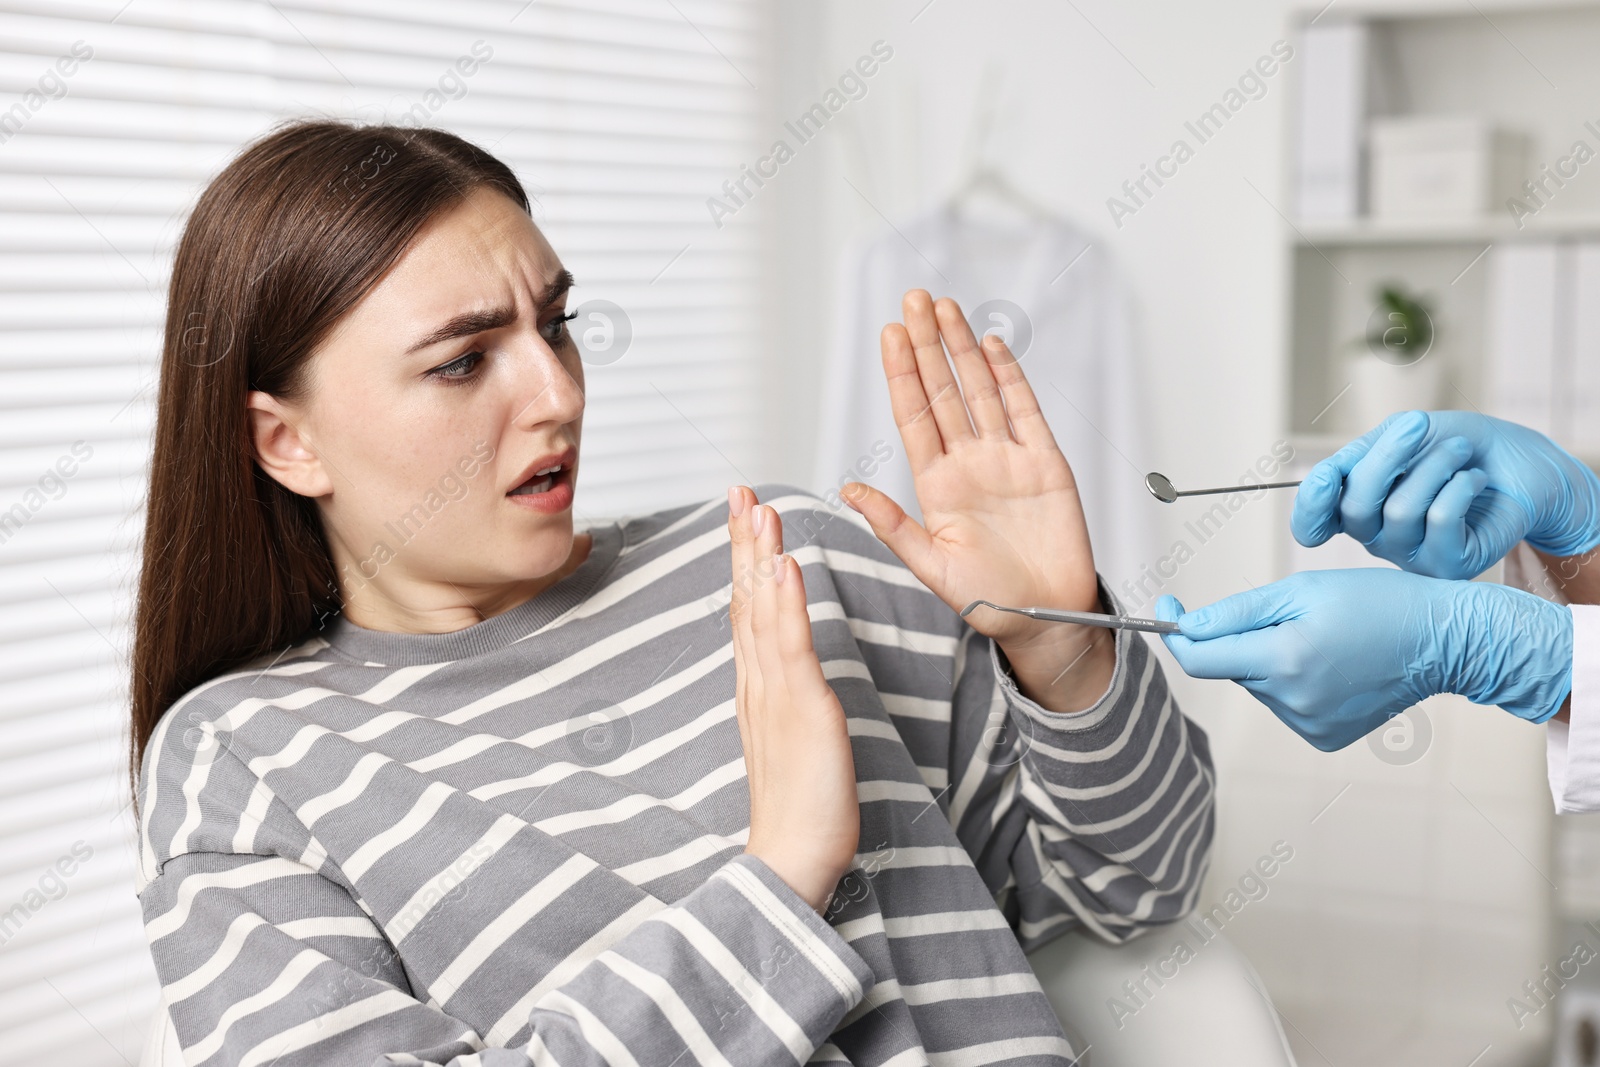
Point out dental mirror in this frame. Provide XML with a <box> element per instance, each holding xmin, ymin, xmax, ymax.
<box><xmin>1144</xmin><ymin>471</ymin><xmax>1301</xmax><ymax>504</ymax></box>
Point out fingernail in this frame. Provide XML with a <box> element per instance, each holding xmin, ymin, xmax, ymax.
<box><xmin>773</xmin><ymin>554</ymin><xmax>789</xmax><ymax>584</ymax></box>
<box><xmin>727</xmin><ymin>486</ymin><xmax>744</xmax><ymax>517</ymax></box>
<box><xmin>751</xmin><ymin>504</ymin><xmax>766</xmax><ymax>535</ymax></box>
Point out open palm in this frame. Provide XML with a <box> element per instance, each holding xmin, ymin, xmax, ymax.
<box><xmin>842</xmin><ymin>291</ymin><xmax>1100</xmax><ymax>650</ymax></box>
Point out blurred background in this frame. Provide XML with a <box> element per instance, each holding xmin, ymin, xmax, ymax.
<box><xmin>4</xmin><ymin>0</ymin><xmax>1600</xmax><ymax>1063</ymax></box>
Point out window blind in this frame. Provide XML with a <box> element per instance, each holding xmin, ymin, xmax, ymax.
<box><xmin>0</xmin><ymin>1</ymin><xmax>767</xmax><ymax>1060</ymax></box>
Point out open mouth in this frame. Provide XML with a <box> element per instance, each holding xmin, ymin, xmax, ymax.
<box><xmin>509</xmin><ymin>463</ymin><xmax>567</xmax><ymax>496</ymax></box>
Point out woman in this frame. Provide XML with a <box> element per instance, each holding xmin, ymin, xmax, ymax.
<box><xmin>132</xmin><ymin>120</ymin><xmax>1214</xmax><ymax>1067</ymax></box>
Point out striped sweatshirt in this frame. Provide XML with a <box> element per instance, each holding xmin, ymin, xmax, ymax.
<box><xmin>135</xmin><ymin>486</ymin><xmax>1216</xmax><ymax>1067</ymax></box>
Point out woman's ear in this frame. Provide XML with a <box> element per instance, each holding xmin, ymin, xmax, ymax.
<box><xmin>246</xmin><ymin>391</ymin><xmax>333</xmax><ymax>498</ymax></box>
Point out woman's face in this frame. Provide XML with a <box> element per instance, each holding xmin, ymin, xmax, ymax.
<box><xmin>249</xmin><ymin>185</ymin><xmax>586</xmax><ymax>630</ymax></box>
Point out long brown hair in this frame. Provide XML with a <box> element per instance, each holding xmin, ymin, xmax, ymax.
<box><xmin>130</xmin><ymin>119</ymin><xmax>528</xmax><ymax>798</ymax></box>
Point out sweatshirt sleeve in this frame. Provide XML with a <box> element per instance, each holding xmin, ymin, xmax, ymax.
<box><xmin>943</xmin><ymin>577</ymin><xmax>1216</xmax><ymax>948</ymax></box>
<box><xmin>796</xmin><ymin>483</ymin><xmax>1216</xmax><ymax>951</ymax></box>
<box><xmin>141</xmin><ymin>850</ymin><xmax>873</xmax><ymax>1067</ymax></box>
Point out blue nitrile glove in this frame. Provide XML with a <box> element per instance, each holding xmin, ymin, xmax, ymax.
<box><xmin>1153</xmin><ymin>569</ymin><xmax>1573</xmax><ymax>751</ymax></box>
<box><xmin>1291</xmin><ymin>410</ymin><xmax>1600</xmax><ymax>580</ymax></box>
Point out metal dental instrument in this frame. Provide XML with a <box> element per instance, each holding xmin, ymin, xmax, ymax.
<box><xmin>961</xmin><ymin>599</ymin><xmax>1180</xmax><ymax>635</ymax></box>
<box><xmin>1144</xmin><ymin>471</ymin><xmax>1302</xmax><ymax>504</ymax></box>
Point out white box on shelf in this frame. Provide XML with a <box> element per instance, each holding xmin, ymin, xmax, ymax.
<box><xmin>1295</xmin><ymin>21</ymin><xmax>1369</xmax><ymax>221</ymax></box>
<box><xmin>1484</xmin><ymin>241</ymin><xmax>1563</xmax><ymax>437</ymax></box>
<box><xmin>1570</xmin><ymin>243</ymin><xmax>1600</xmax><ymax>461</ymax></box>
<box><xmin>1368</xmin><ymin>116</ymin><xmax>1525</xmax><ymax>219</ymax></box>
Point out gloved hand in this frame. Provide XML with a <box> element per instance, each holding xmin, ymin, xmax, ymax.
<box><xmin>1292</xmin><ymin>410</ymin><xmax>1600</xmax><ymax>580</ymax></box>
<box><xmin>1154</xmin><ymin>569</ymin><xmax>1573</xmax><ymax>751</ymax></box>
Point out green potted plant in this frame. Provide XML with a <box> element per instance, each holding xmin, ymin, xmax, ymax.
<box><xmin>1347</xmin><ymin>282</ymin><xmax>1444</xmax><ymax>432</ymax></box>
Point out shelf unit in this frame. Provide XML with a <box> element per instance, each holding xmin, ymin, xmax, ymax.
<box><xmin>1283</xmin><ymin>2</ymin><xmax>1600</xmax><ymax>469</ymax></box>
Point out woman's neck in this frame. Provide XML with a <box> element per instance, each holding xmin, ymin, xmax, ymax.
<box><xmin>336</xmin><ymin>531</ymin><xmax>594</xmax><ymax>635</ymax></box>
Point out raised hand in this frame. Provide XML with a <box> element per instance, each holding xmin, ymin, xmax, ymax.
<box><xmin>841</xmin><ymin>290</ymin><xmax>1111</xmax><ymax>712</ymax></box>
<box><xmin>727</xmin><ymin>485</ymin><xmax>860</xmax><ymax>913</ymax></box>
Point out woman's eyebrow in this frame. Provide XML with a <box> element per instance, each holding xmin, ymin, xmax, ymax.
<box><xmin>405</xmin><ymin>269</ymin><xmax>576</xmax><ymax>355</ymax></box>
<box><xmin>406</xmin><ymin>306</ymin><xmax>516</xmax><ymax>354</ymax></box>
<box><xmin>541</xmin><ymin>268</ymin><xmax>575</xmax><ymax>310</ymax></box>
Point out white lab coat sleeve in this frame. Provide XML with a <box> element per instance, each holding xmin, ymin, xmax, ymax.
<box><xmin>1548</xmin><ymin>604</ymin><xmax>1600</xmax><ymax>813</ymax></box>
<box><xmin>1505</xmin><ymin>544</ymin><xmax>1600</xmax><ymax>813</ymax></box>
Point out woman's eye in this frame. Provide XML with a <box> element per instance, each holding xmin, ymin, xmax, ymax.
<box><xmin>542</xmin><ymin>310</ymin><xmax>578</xmax><ymax>345</ymax></box>
<box><xmin>428</xmin><ymin>351</ymin><xmax>484</xmax><ymax>383</ymax></box>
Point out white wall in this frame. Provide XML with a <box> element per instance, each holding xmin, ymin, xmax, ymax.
<box><xmin>763</xmin><ymin>0</ymin><xmax>1293</xmax><ymax>807</ymax></box>
<box><xmin>763</xmin><ymin>0</ymin><xmax>1291</xmax><ymax>586</ymax></box>
<box><xmin>760</xmin><ymin>0</ymin><xmax>1295</xmax><ymax>739</ymax></box>
<box><xmin>759</xmin><ymin>3</ymin><xmax>1562</xmax><ymax>1064</ymax></box>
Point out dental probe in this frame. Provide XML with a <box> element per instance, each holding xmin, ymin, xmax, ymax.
<box><xmin>961</xmin><ymin>599</ymin><xmax>1180</xmax><ymax>635</ymax></box>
